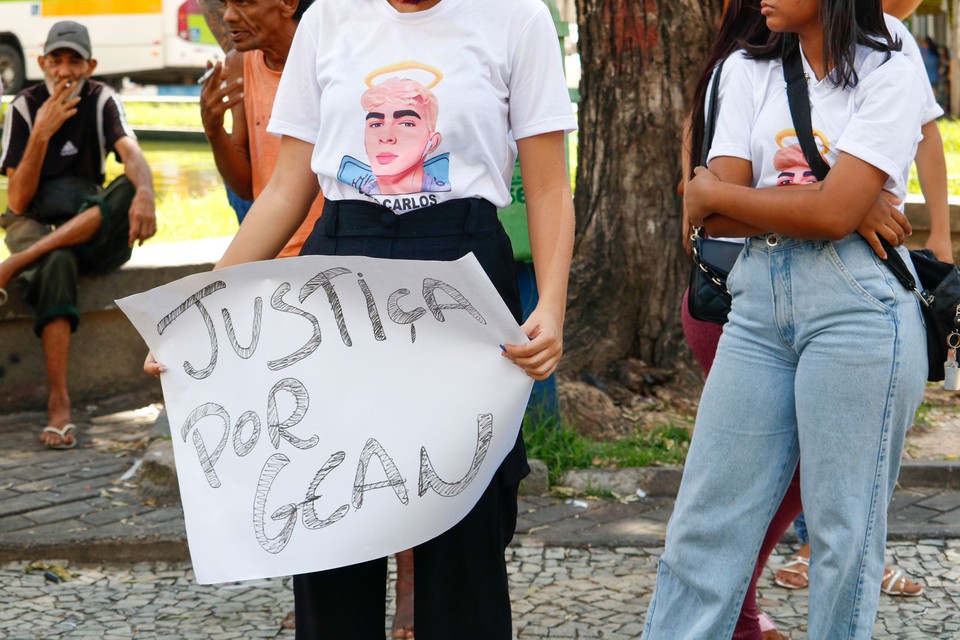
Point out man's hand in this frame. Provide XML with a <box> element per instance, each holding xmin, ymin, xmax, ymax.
<box><xmin>34</xmin><ymin>78</ymin><xmax>81</xmax><ymax>140</ymax></box>
<box><xmin>200</xmin><ymin>61</ymin><xmax>244</xmax><ymax>136</ymax></box>
<box><xmin>128</xmin><ymin>187</ymin><xmax>157</xmax><ymax>247</ymax></box>
<box><xmin>856</xmin><ymin>191</ymin><xmax>910</xmax><ymax>259</ymax></box>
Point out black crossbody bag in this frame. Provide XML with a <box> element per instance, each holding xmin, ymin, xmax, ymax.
<box><xmin>783</xmin><ymin>44</ymin><xmax>960</xmax><ymax>383</ymax></box>
<box><xmin>688</xmin><ymin>60</ymin><xmax>744</xmax><ymax>325</ymax></box>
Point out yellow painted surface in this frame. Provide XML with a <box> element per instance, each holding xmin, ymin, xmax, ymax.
<box><xmin>41</xmin><ymin>0</ymin><xmax>162</xmax><ymax>17</ymax></box>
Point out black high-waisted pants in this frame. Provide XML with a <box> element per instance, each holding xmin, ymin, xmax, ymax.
<box><xmin>293</xmin><ymin>197</ymin><xmax>530</xmax><ymax>639</ymax></box>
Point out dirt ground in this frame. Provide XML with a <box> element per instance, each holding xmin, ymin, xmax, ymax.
<box><xmin>905</xmin><ymin>385</ymin><xmax>960</xmax><ymax>461</ymax></box>
<box><xmin>564</xmin><ymin>360</ymin><xmax>960</xmax><ymax>463</ymax></box>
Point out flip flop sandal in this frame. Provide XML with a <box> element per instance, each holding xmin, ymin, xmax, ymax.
<box><xmin>774</xmin><ymin>554</ymin><xmax>809</xmax><ymax>590</ymax></box>
<box><xmin>881</xmin><ymin>567</ymin><xmax>923</xmax><ymax>597</ymax></box>
<box><xmin>42</xmin><ymin>424</ymin><xmax>77</xmax><ymax>450</ymax></box>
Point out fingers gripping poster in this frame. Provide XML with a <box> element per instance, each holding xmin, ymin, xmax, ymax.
<box><xmin>117</xmin><ymin>254</ymin><xmax>533</xmax><ymax>585</ymax></box>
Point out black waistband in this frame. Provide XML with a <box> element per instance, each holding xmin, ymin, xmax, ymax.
<box><xmin>323</xmin><ymin>198</ymin><xmax>500</xmax><ymax>239</ymax></box>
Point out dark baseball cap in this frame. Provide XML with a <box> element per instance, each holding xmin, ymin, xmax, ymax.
<box><xmin>44</xmin><ymin>21</ymin><xmax>92</xmax><ymax>60</ymax></box>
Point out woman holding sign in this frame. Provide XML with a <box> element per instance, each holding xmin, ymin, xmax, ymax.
<box><xmin>147</xmin><ymin>0</ymin><xmax>575</xmax><ymax>637</ymax></box>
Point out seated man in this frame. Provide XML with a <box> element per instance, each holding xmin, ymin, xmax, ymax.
<box><xmin>0</xmin><ymin>21</ymin><xmax>156</xmax><ymax>449</ymax></box>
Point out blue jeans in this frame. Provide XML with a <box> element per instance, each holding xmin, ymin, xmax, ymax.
<box><xmin>643</xmin><ymin>234</ymin><xmax>926</xmax><ymax>640</ymax></box>
<box><xmin>516</xmin><ymin>261</ymin><xmax>559</xmax><ymax>426</ymax></box>
<box><xmin>226</xmin><ymin>187</ymin><xmax>253</xmax><ymax>223</ymax></box>
<box><xmin>794</xmin><ymin>510</ymin><xmax>809</xmax><ymax>546</ymax></box>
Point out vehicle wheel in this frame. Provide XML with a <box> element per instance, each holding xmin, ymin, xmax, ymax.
<box><xmin>0</xmin><ymin>43</ymin><xmax>25</xmax><ymax>94</ymax></box>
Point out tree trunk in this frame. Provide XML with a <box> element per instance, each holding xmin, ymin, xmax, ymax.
<box><xmin>564</xmin><ymin>0</ymin><xmax>723</xmax><ymax>374</ymax></box>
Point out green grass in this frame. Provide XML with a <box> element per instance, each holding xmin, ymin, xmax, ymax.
<box><xmin>907</xmin><ymin>118</ymin><xmax>960</xmax><ymax>195</ymax></box>
<box><xmin>523</xmin><ymin>415</ymin><xmax>691</xmax><ymax>485</ymax></box>
<box><xmin>122</xmin><ymin>100</ymin><xmax>232</xmax><ymax>130</ymax></box>
<box><xmin>102</xmin><ymin>142</ymin><xmax>239</xmax><ymax>246</ymax></box>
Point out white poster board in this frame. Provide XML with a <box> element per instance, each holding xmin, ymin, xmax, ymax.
<box><xmin>117</xmin><ymin>253</ymin><xmax>532</xmax><ymax>584</ymax></box>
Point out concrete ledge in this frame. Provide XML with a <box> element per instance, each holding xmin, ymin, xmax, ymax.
<box><xmin>904</xmin><ymin>195</ymin><xmax>960</xmax><ymax>256</ymax></box>
<box><xmin>559</xmin><ymin>460</ymin><xmax>960</xmax><ymax>497</ymax></box>
<box><xmin>0</xmin><ymin>536</ymin><xmax>189</xmax><ymax>564</ymax></box>
<box><xmin>559</xmin><ymin>466</ymin><xmax>683</xmax><ymax>497</ymax></box>
<box><xmin>132</xmin><ymin>126</ymin><xmax>206</xmax><ymax>144</ymax></box>
<box><xmin>519</xmin><ymin>459</ymin><xmax>549</xmax><ymax>496</ymax></box>
<box><xmin>898</xmin><ymin>460</ymin><xmax>960</xmax><ymax>490</ymax></box>
<box><xmin>0</xmin><ymin>237</ymin><xmax>231</xmax><ymax>412</ymax></box>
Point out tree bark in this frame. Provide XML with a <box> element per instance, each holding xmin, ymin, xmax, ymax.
<box><xmin>564</xmin><ymin>0</ymin><xmax>723</xmax><ymax>374</ymax></box>
<box><xmin>197</xmin><ymin>0</ymin><xmax>232</xmax><ymax>52</ymax></box>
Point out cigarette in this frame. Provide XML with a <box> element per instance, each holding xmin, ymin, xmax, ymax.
<box><xmin>197</xmin><ymin>67</ymin><xmax>215</xmax><ymax>85</ymax></box>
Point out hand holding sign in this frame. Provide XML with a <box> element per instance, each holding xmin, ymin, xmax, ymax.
<box><xmin>118</xmin><ymin>253</ymin><xmax>532</xmax><ymax>584</ymax></box>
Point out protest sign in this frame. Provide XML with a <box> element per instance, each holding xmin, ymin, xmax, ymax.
<box><xmin>117</xmin><ymin>253</ymin><xmax>532</xmax><ymax>584</ymax></box>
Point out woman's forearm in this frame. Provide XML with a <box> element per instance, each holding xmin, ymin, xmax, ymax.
<box><xmin>517</xmin><ymin>133</ymin><xmax>574</xmax><ymax>320</ymax></box>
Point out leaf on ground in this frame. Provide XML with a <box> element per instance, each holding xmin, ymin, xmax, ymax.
<box><xmin>25</xmin><ymin>562</ymin><xmax>72</xmax><ymax>581</ymax></box>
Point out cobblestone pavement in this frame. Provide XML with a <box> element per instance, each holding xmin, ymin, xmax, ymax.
<box><xmin>0</xmin><ymin>540</ymin><xmax>958</xmax><ymax>639</ymax></box>
<box><xmin>1</xmin><ymin>395</ymin><xmax>959</xmax><ymax>638</ymax></box>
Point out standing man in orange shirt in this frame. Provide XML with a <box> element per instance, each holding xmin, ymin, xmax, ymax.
<box><xmin>198</xmin><ymin>0</ymin><xmax>322</xmax><ymax>258</ymax></box>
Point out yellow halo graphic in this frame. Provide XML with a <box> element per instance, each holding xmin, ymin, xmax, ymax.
<box><xmin>364</xmin><ymin>61</ymin><xmax>444</xmax><ymax>89</ymax></box>
<box><xmin>775</xmin><ymin>128</ymin><xmax>830</xmax><ymax>154</ymax></box>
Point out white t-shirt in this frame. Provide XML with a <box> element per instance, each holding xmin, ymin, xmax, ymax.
<box><xmin>269</xmin><ymin>0</ymin><xmax>576</xmax><ymax>214</ymax></box>
<box><xmin>885</xmin><ymin>14</ymin><xmax>943</xmax><ymax>125</ymax></box>
<box><xmin>708</xmin><ymin>44</ymin><xmax>926</xmax><ymax>207</ymax></box>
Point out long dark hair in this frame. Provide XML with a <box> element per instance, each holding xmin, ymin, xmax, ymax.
<box><xmin>294</xmin><ymin>0</ymin><xmax>315</xmax><ymax>21</ymax></box>
<box><xmin>687</xmin><ymin>0</ymin><xmax>769</xmax><ymax>178</ymax></box>
<box><xmin>748</xmin><ymin>0</ymin><xmax>900</xmax><ymax>89</ymax></box>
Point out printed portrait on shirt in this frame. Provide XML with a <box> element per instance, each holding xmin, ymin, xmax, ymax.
<box><xmin>773</xmin><ymin>129</ymin><xmax>830</xmax><ymax>186</ymax></box>
<box><xmin>338</xmin><ymin>62</ymin><xmax>452</xmax><ymax>198</ymax></box>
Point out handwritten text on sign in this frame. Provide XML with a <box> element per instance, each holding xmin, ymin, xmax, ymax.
<box><xmin>117</xmin><ymin>254</ymin><xmax>532</xmax><ymax>584</ymax></box>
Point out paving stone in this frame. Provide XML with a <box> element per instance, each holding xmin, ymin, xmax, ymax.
<box><xmin>930</xmin><ymin>509</ymin><xmax>960</xmax><ymax>527</ymax></box>
<box><xmin>0</xmin><ymin>515</ymin><xmax>36</xmax><ymax>533</ymax></box>
<box><xmin>0</xmin><ymin>496</ymin><xmax>56</xmax><ymax>518</ymax></box>
<box><xmin>915</xmin><ymin>492</ymin><xmax>960</xmax><ymax>513</ymax></box>
<box><xmin>24</xmin><ymin>499</ymin><xmax>101</xmax><ymax>525</ymax></box>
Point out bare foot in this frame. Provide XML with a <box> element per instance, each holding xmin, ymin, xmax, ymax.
<box><xmin>392</xmin><ymin>549</ymin><xmax>414</xmax><ymax>639</ymax></box>
<box><xmin>774</xmin><ymin>543</ymin><xmax>809</xmax><ymax>590</ymax></box>
<box><xmin>881</xmin><ymin>566</ymin><xmax>924</xmax><ymax>596</ymax></box>
<box><xmin>39</xmin><ymin>393</ymin><xmax>74</xmax><ymax>448</ymax></box>
<box><xmin>280</xmin><ymin>610</ymin><xmax>295</xmax><ymax>630</ymax></box>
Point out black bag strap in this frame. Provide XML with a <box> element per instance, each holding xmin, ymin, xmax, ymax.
<box><xmin>783</xmin><ymin>44</ymin><xmax>831</xmax><ymax>182</ymax></box>
<box><xmin>700</xmin><ymin>60</ymin><xmax>726</xmax><ymax>167</ymax></box>
<box><xmin>781</xmin><ymin>44</ymin><xmax>925</xmax><ymax>301</ymax></box>
<box><xmin>692</xmin><ymin>61</ymin><xmax>727</xmax><ymax>248</ymax></box>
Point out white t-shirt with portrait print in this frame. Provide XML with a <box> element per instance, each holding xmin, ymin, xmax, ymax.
<box><xmin>708</xmin><ymin>44</ymin><xmax>926</xmax><ymax>209</ymax></box>
<box><xmin>268</xmin><ymin>0</ymin><xmax>576</xmax><ymax>214</ymax></box>
<box><xmin>885</xmin><ymin>14</ymin><xmax>943</xmax><ymax>126</ymax></box>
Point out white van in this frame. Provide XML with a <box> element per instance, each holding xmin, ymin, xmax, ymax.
<box><xmin>0</xmin><ymin>0</ymin><xmax>222</xmax><ymax>93</ymax></box>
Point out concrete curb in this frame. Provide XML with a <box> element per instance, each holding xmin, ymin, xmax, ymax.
<box><xmin>0</xmin><ymin>536</ymin><xmax>189</xmax><ymax>564</ymax></box>
<box><xmin>558</xmin><ymin>461</ymin><xmax>960</xmax><ymax>497</ymax></box>
<box><xmin>897</xmin><ymin>461</ymin><xmax>960</xmax><ymax>490</ymax></box>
